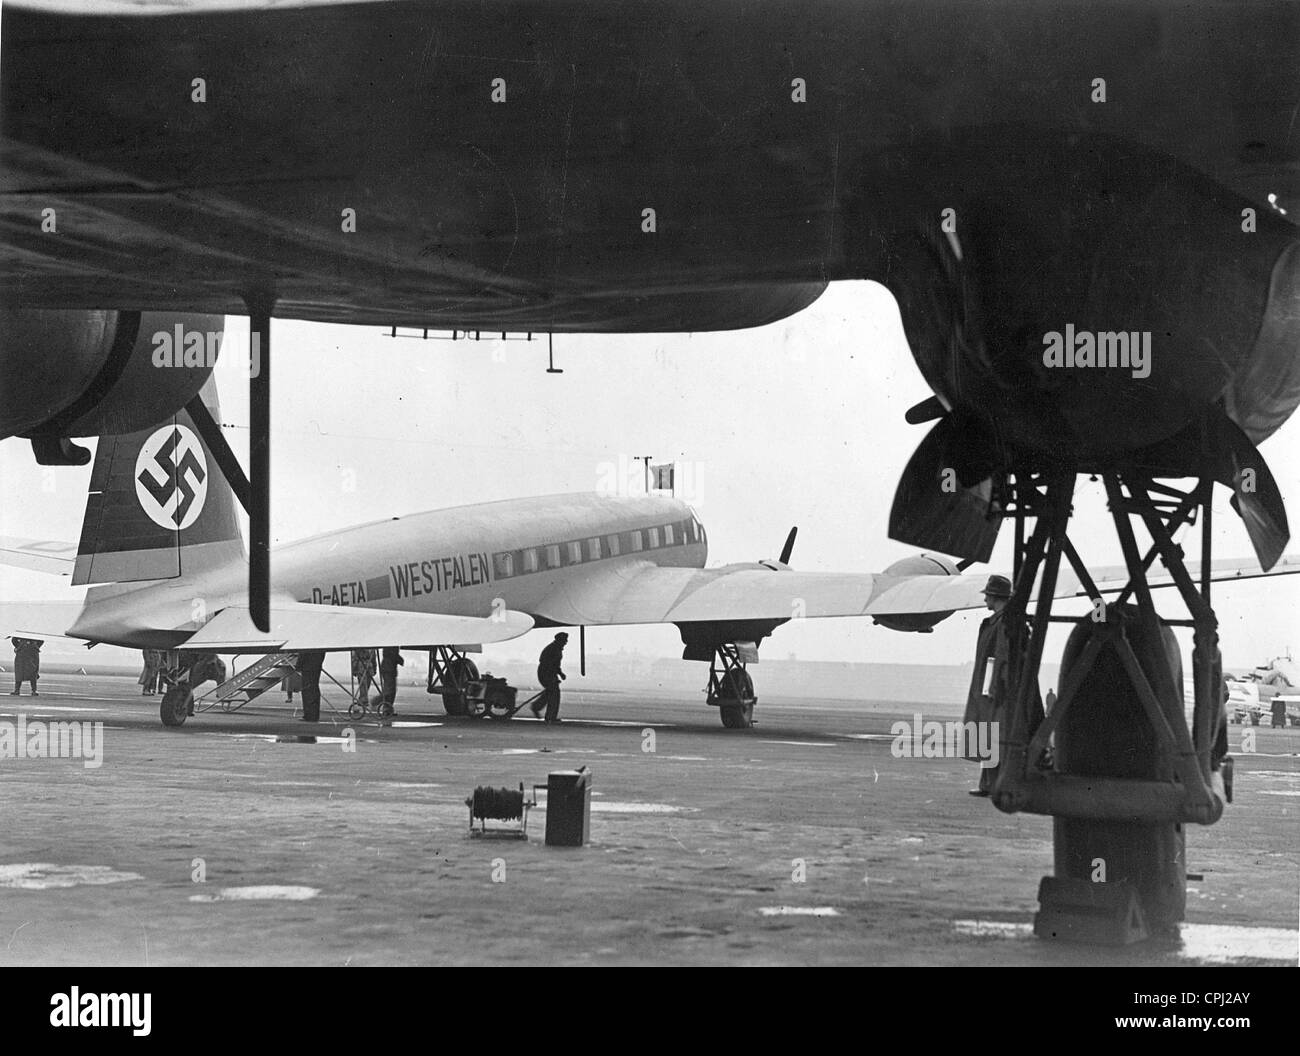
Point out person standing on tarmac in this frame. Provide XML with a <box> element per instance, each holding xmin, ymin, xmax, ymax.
<box><xmin>532</xmin><ymin>632</ymin><xmax>569</xmax><ymax>723</ymax></box>
<box><xmin>298</xmin><ymin>651</ymin><xmax>325</xmax><ymax>722</ymax></box>
<box><xmin>964</xmin><ymin>575</ymin><xmax>1043</xmax><ymax>797</ymax></box>
<box><xmin>378</xmin><ymin>647</ymin><xmax>403</xmax><ymax>713</ymax></box>
<box><xmin>10</xmin><ymin>637</ymin><xmax>42</xmax><ymax>696</ymax></box>
<box><xmin>138</xmin><ymin>649</ymin><xmax>162</xmax><ymax>695</ymax></box>
<box><xmin>351</xmin><ymin>648</ymin><xmax>377</xmax><ymax>707</ymax></box>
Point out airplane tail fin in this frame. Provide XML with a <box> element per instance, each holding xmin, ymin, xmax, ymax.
<box><xmin>72</xmin><ymin>378</ymin><xmax>245</xmax><ymax>585</ymax></box>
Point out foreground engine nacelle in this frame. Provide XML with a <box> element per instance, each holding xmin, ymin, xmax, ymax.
<box><xmin>872</xmin><ymin>553</ymin><xmax>960</xmax><ymax>633</ymax></box>
<box><xmin>0</xmin><ymin>308</ymin><xmax>223</xmax><ymax>459</ymax></box>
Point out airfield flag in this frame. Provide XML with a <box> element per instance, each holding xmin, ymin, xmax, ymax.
<box><xmin>651</xmin><ymin>463</ymin><xmax>674</xmax><ymax>493</ymax></box>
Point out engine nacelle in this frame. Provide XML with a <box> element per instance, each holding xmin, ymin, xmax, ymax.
<box><xmin>0</xmin><ymin>308</ymin><xmax>224</xmax><ymax>453</ymax></box>
<box><xmin>873</xmin><ymin>553</ymin><xmax>960</xmax><ymax>633</ymax></box>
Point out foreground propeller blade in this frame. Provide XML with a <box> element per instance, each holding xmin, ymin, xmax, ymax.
<box><xmin>889</xmin><ymin>418</ymin><xmax>1001</xmax><ymax>563</ymax></box>
<box><xmin>779</xmin><ymin>526</ymin><xmax>798</xmax><ymax>565</ymax></box>
<box><xmin>1209</xmin><ymin>411</ymin><xmax>1290</xmax><ymax>570</ymax></box>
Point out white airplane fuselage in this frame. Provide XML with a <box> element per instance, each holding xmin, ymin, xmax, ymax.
<box><xmin>68</xmin><ymin>493</ymin><xmax>706</xmax><ymax>649</ymax></box>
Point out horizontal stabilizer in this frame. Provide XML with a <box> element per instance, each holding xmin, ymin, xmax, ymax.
<box><xmin>182</xmin><ymin>600</ymin><xmax>534</xmax><ymax>653</ymax></box>
<box><xmin>0</xmin><ymin>536</ymin><xmax>76</xmax><ymax>575</ymax></box>
<box><xmin>0</xmin><ymin>600</ymin><xmax>88</xmax><ymax>641</ymax></box>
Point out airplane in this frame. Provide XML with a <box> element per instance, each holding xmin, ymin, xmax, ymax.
<box><xmin>2</xmin><ymin>1</ymin><xmax>1296</xmax><ymax>622</ymax></box>
<box><xmin>7</xmin><ymin>379</ymin><xmax>1298</xmax><ymax>732</ymax></box>
<box><xmin>0</xmin><ymin>380</ymin><xmax>1015</xmax><ymax>729</ymax></box>
<box><xmin>2</xmin><ymin>0</ymin><xmax>1297</xmax><ymax>937</ymax></box>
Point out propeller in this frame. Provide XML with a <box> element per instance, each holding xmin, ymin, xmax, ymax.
<box><xmin>888</xmin><ymin>403</ymin><xmax>1289</xmax><ymax>571</ymax></box>
<box><xmin>779</xmin><ymin>526</ymin><xmax>798</xmax><ymax>565</ymax></box>
<box><xmin>888</xmin><ymin>416</ymin><xmax>1002</xmax><ymax>563</ymax></box>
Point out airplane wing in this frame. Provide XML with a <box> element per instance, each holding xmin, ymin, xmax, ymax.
<box><xmin>529</xmin><ymin>561</ymin><xmax>989</xmax><ymax>626</ymax></box>
<box><xmin>0</xmin><ymin>536</ymin><xmax>77</xmax><ymax>576</ymax></box>
<box><xmin>179</xmin><ymin>600</ymin><xmax>534</xmax><ymax>653</ymax></box>
<box><xmin>1051</xmin><ymin>553</ymin><xmax>1300</xmax><ymax>600</ymax></box>
<box><xmin>528</xmin><ymin>554</ymin><xmax>1300</xmax><ymax>628</ymax></box>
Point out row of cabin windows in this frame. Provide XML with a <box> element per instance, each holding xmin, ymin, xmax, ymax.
<box><xmin>492</xmin><ymin>518</ymin><xmax>699</xmax><ymax>579</ymax></box>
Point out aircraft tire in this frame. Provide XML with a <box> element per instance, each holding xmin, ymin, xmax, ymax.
<box><xmin>160</xmin><ymin>685</ymin><xmax>192</xmax><ymax>728</ymax></box>
<box><xmin>717</xmin><ymin>669</ymin><xmax>755</xmax><ymax>729</ymax></box>
<box><xmin>441</xmin><ymin>658</ymin><xmax>479</xmax><ymax>716</ymax></box>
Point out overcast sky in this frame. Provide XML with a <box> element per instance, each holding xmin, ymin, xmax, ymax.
<box><xmin>2</xmin><ymin>280</ymin><xmax>1297</xmax><ymax>671</ymax></box>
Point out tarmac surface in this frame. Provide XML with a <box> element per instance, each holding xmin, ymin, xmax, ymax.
<box><xmin>0</xmin><ymin>673</ymin><xmax>1296</xmax><ymax>966</ymax></box>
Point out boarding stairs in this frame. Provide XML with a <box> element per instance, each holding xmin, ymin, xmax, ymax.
<box><xmin>198</xmin><ymin>653</ymin><xmax>300</xmax><ymax>713</ymax></box>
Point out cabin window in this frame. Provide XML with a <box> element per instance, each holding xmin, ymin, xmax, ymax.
<box><xmin>568</xmin><ymin>541</ymin><xmax>583</xmax><ymax>565</ymax></box>
<box><xmin>586</xmin><ymin>537</ymin><xmax>602</xmax><ymax>560</ymax></box>
<box><xmin>606</xmin><ymin>534</ymin><xmax>620</xmax><ymax>557</ymax></box>
<box><xmin>648</xmin><ymin>527</ymin><xmax>660</xmax><ymax>548</ymax></box>
<box><xmin>522</xmin><ymin>548</ymin><xmax>539</xmax><ymax>574</ymax></box>
<box><xmin>494</xmin><ymin>552</ymin><xmax>514</xmax><ymax>578</ymax></box>
<box><xmin>546</xmin><ymin>544</ymin><xmax>562</xmax><ymax>569</ymax></box>
<box><xmin>663</xmin><ymin>524</ymin><xmax>675</xmax><ymax>545</ymax></box>
<box><xmin>628</xmin><ymin>530</ymin><xmax>643</xmax><ymax>553</ymax></box>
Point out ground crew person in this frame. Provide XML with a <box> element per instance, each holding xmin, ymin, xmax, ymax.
<box><xmin>963</xmin><ymin>575</ymin><xmax>1042</xmax><ymax>796</ymax></box>
<box><xmin>299</xmin><ymin>651</ymin><xmax>325</xmax><ymax>722</ymax></box>
<box><xmin>351</xmin><ymin>648</ymin><xmax>377</xmax><ymax>706</ymax></box>
<box><xmin>378</xmin><ymin>647</ymin><xmax>403</xmax><ymax>711</ymax></box>
<box><xmin>532</xmin><ymin>632</ymin><xmax>569</xmax><ymax>723</ymax></box>
<box><xmin>139</xmin><ymin>649</ymin><xmax>163</xmax><ymax>695</ymax></box>
<box><xmin>10</xmin><ymin>637</ymin><xmax>42</xmax><ymax>696</ymax></box>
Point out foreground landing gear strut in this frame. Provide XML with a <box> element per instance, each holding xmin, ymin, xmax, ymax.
<box><xmin>706</xmin><ymin>644</ymin><xmax>757</xmax><ymax>729</ymax></box>
<box><xmin>990</xmin><ymin>469</ymin><xmax>1230</xmax><ymax>942</ymax></box>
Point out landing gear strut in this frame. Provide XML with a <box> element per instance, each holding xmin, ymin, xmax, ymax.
<box><xmin>427</xmin><ymin>646</ymin><xmax>479</xmax><ymax>716</ymax></box>
<box><xmin>706</xmin><ymin>644</ymin><xmax>757</xmax><ymax>729</ymax></box>
<box><xmin>988</xmin><ymin>469</ymin><xmax>1230</xmax><ymax>941</ymax></box>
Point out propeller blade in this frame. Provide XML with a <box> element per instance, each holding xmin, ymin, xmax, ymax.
<box><xmin>779</xmin><ymin>527</ymin><xmax>798</xmax><ymax>565</ymax></box>
<box><xmin>888</xmin><ymin>418</ymin><xmax>1001</xmax><ymax>562</ymax></box>
<box><xmin>1208</xmin><ymin>410</ymin><xmax>1290</xmax><ymax>570</ymax></box>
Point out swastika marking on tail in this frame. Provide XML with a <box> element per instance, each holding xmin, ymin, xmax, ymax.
<box><xmin>134</xmin><ymin>424</ymin><xmax>208</xmax><ymax>531</ymax></box>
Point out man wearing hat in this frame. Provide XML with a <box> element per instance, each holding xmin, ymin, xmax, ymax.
<box><xmin>964</xmin><ymin>574</ymin><xmax>1041</xmax><ymax>796</ymax></box>
<box><xmin>533</xmin><ymin>632</ymin><xmax>569</xmax><ymax>723</ymax></box>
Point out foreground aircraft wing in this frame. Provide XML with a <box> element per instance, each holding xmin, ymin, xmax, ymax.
<box><xmin>180</xmin><ymin>600</ymin><xmax>534</xmax><ymax>653</ymax></box>
<box><xmin>530</xmin><ymin>562</ymin><xmax>990</xmax><ymax>626</ymax></box>
<box><xmin>0</xmin><ymin>536</ymin><xmax>77</xmax><ymax>576</ymax></box>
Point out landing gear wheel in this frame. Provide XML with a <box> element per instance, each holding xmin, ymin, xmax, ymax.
<box><xmin>348</xmin><ymin>701</ymin><xmax>365</xmax><ymax>719</ymax></box>
<box><xmin>160</xmin><ymin>684</ymin><xmax>193</xmax><ymax>728</ymax></box>
<box><xmin>441</xmin><ymin>658</ymin><xmax>479</xmax><ymax>716</ymax></box>
<box><xmin>378</xmin><ymin>702</ymin><xmax>394</xmax><ymax>718</ymax></box>
<box><xmin>716</xmin><ymin>669</ymin><xmax>755</xmax><ymax>729</ymax></box>
<box><xmin>720</xmin><ymin>702</ymin><xmax>754</xmax><ymax>729</ymax></box>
